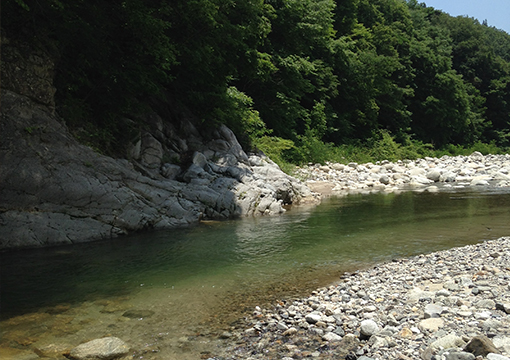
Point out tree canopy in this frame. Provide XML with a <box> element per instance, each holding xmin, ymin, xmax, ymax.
<box><xmin>4</xmin><ymin>0</ymin><xmax>510</xmax><ymax>159</ymax></box>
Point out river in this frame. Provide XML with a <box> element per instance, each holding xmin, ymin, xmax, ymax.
<box><xmin>1</xmin><ymin>187</ymin><xmax>510</xmax><ymax>359</ymax></box>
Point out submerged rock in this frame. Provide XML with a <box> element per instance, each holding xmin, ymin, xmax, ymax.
<box><xmin>69</xmin><ymin>337</ymin><xmax>129</xmax><ymax>360</ymax></box>
<box><xmin>121</xmin><ymin>309</ymin><xmax>155</xmax><ymax>319</ymax></box>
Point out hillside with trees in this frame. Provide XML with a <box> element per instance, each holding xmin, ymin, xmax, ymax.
<box><xmin>4</xmin><ymin>0</ymin><xmax>510</xmax><ymax>166</ymax></box>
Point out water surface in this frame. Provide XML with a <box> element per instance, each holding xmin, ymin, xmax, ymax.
<box><xmin>1</xmin><ymin>188</ymin><xmax>510</xmax><ymax>358</ymax></box>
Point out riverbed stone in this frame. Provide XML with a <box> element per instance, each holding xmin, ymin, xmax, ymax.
<box><xmin>408</xmin><ymin>288</ymin><xmax>435</xmax><ymax>303</ymax></box>
<box><xmin>379</xmin><ymin>175</ymin><xmax>390</xmax><ymax>185</ymax></box>
<box><xmin>360</xmin><ymin>319</ymin><xmax>380</xmax><ymax>338</ymax></box>
<box><xmin>297</xmin><ymin>153</ymin><xmax>510</xmax><ymax>199</ymax></box>
<box><xmin>429</xmin><ymin>334</ymin><xmax>466</xmax><ymax>352</ymax></box>
<box><xmin>464</xmin><ymin>336</ymin><xmax>501</xmax><ymax>357</ymax></box>
<box><xmin>122</xmin><ymin>309</ymin><xmax>154</xmax><ymax>319</ymax></box>
<box><xmin>426</xmin><ymin>169</ymin><xmax>442</xmax><ymax>181</ymax></box>
<box><xmin>493</xmin><ymin>336</ymin><xmax>510</xmax><ymax>354</ymax></box>
<box><xmin>424</xmin><ymin>304</ymin><xmax>443</xmax><ymax>318</ymax></box>
<box><xmin>476</xmin><ymin>299</ymin><xmax>496</xmax><ymax>309</ymax></box>
<box><xmin>496</xmin><ymin>302</ymin><xmax>510</xmax><ymax>314</ymax></box>
<box><xmin>487</xmin><ymin>354</ymin><xmax>510</xmax><ymax>360</ymax></box>
<box><xmin>283</xmin><ymin>327</ymin><xmax>298</xmax><ymax>336</ymax></box>
<box><xmin>213</xmin><ymin>237</ymin><xmax>510</xmax><ymax>360</ymax></box>
<box><xmin>323</xmin><ymin>332</ymin><xmax>342</xmax><ymax>342</ymax></box>
<box><xmin>471</xmin><ymin>177</ymin><xmax>491</xmax><ymax>186</ymax></box>
<box><xmin>69</xmin><ymin>337</ymin><xmax>129</xmax><ymax>360</ymax></box>
<box><xmin>336</xmin><ymin>334</ymin><xmax>360</xmax><ymax>356</ymax></box>
<box><xmin>443</xmin><ymin>351</ymin><xmax>476</xmax><ymax>360</ymax></box>
<box><xmin>305</xmin><ymin>313</ymin><xmax>322</xmax><ymax>324</ymax></box>
<box><xmin>440</xmin><ymin>171</ymin><xmax>458</xmax><ymax>182</ymax></box>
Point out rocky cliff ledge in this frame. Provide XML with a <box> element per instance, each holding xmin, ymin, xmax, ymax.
<box><xmin>0</xmin><ymin>37</ymin><xmax>318</xmax><ymax>251</ymax></box>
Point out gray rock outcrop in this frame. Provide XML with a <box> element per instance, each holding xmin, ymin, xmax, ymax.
<box><xmin>0</xmin><ymin>37</ymin><xmax>319</xmax><ymax>251</ymax></box>
<box><xmin>0</xmin><ymin>90</ymin><xmax>318</xmax><ymax>250</ymax></box>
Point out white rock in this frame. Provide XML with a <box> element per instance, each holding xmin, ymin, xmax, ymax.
<box><xmin>487</xmin><ymin>354</ymin><xmax>510</xmax><ymax>360</ymax></box>
<box><xmin>440</xmin><ymin>171</ymin><xmax>457</xmax><ymax>182</ymax></box>
<box><xmin>426</xmin><ymin>170</ymin><xmax>441</xmax><ymax>181</ymax></box>
<box><xmin>305</xmin><ymin>313</ymin><xmax>322</xmax><ymax>324</ymax></box>
<box><xmin>409</xmin><ymin>168</ymin><xmax>426</xmax><ymax>176</ymax></box>
<box><xmin>360</xmin><ymin>319</ymin><xmax>380</xmax><ymax>337</ymax></box>
<box><xmin>475</xmin><ymin>311</ymin><xmax>492</xmax><ymax>320</ymax></box>
<box><xmin>424</xmin><ymin>304</ymin><xmax>443</xmax><ymax>318</ymax></box>
<box><xmin>322</xmin><ymin>332</ymin><xmax>342</xmax><ymax>342</ymax></box>
<box><xmin>418</xmin><ymin>318</ymin><xmax>445</xmax><ymax>332</ymax></box>
<box><xmin>471</xmin><ymin>176</ymin><xmax>491</xmax><ymax>186</ymax></box>
<box><xmin>429</xmin><ymin>333</ymin><xmax>466</xmax><ymax>352</ymax></box>
<box><xmin>493</xmin><ymin>336</ymin><xmax>510</xmax><ymax>355</ymax></box>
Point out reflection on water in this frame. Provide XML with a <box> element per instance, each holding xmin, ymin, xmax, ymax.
<box><xmin>1</xmin><ymin>188</ymin><xmax>510</xmax><ymax>358</ymax></box>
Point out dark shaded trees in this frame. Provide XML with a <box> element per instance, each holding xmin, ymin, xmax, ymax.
<box><xmin>4</xmin><ymin>0</ymin><xmax>510</xmax><ymax>159</ymax></box>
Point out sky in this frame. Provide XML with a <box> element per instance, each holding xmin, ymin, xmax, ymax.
<box><xmin>422</xmin><ymin>0</ymin><xmax>510</xmax><ymax>34</ymax></box>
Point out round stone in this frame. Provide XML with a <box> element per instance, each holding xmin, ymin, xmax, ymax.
<box><xmin>360</xmin><ymin>319</ymin><xmax>380</xmax><ymax>337</ymax></box>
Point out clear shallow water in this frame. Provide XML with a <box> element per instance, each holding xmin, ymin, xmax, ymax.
<box><xmin>1</xmin><ymin>188</ymin><xmax>510</xmax><ymax>358</ymax></box>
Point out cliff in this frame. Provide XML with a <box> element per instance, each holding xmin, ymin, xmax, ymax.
<box><xmin>0</xmin><ymin>36</ymin><xmax>319</xmax><ymax>251</ymax></box>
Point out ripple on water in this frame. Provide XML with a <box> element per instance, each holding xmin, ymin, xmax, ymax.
<box><xmin>1</xmin><ymin>189</ymin><xmax>510</xmax><ymax>359</ymax></box>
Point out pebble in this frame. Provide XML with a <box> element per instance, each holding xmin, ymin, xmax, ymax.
<box><xmin>360</xmin><ymin>320</ymin><xmax>380</xmax><ymax>338</ymax></box>
<box><xmin>217</xmin><ymin>237</ymin><xmax>510</xmax><ymax>359</ymax></box>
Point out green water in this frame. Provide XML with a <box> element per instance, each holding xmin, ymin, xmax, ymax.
<box><xmin>1</xmin><ymin>188</ymin><xmax>510</xmax><ymax>358</ymax></box>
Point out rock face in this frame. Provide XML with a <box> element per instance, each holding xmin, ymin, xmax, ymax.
<box><xmin>0</xmin><ymin>34</ymin><xmax>56</xmax><ymax>111</ymax></box>
<box><xmin>0</xmin><ymin>38</ymin><xmax>318</xmax><ymax>251</ymax></box>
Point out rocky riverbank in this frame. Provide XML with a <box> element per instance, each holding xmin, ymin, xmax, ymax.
<box><xmin>213</xmin><ymin>236</ymin><xmax>510</xmax><ymax>360</ymax></box>
<box><xmin>0</xmin><ymin>33</ymin><xmax>318</xmax><ymax>250</ymax></box>
<box><xmin>296</xmin><ymin>153</ymin><xmax>510</xmax><ymax>196</ymax></box>
<box><xmin>0</xmin><ymin>89</ymin><xmax>318</xmax><ymax>250</ymax></box>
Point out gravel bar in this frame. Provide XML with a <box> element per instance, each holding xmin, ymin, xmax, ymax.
<box><xmin>295</xmin><ymin>152</ymin><xmax>510</xmax><ymax>196</ymax></box>
<box><xmin>214</xmin><ymin>236</ymin><xmax>510</xmax><ymax>360</ymax></box>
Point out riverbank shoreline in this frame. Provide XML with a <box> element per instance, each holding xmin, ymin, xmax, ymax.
<box><xmin>215</xmin><ymin>236</ymin><xmax>510</xmax><ymax>360</ymax></box>
<box><xmin>295</xmin><ymin>152</ymin><xmax>510</xmax><ymax>197</ymax></box>
<box><xmin>1</xmin><ymin>163</ymin><xmax>509</xmax><ymax>360</ymax></box>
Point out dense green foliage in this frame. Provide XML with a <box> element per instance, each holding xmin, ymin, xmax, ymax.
<box><xmin>4</xmin><ymin>0</ymin><xmax>510</xmax><ymax>162</ymax></box>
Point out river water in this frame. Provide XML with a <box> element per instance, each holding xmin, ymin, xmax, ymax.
<box><xmin>1</xmin><ymin>187</ymin><xmax>510</xmax><ymax>359</ymax></box>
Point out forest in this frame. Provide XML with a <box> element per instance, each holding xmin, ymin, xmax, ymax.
<box><xmin>4</xmin><ymin>0</ymin><xmax>510</xmax><ymax>166</ymax></box>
